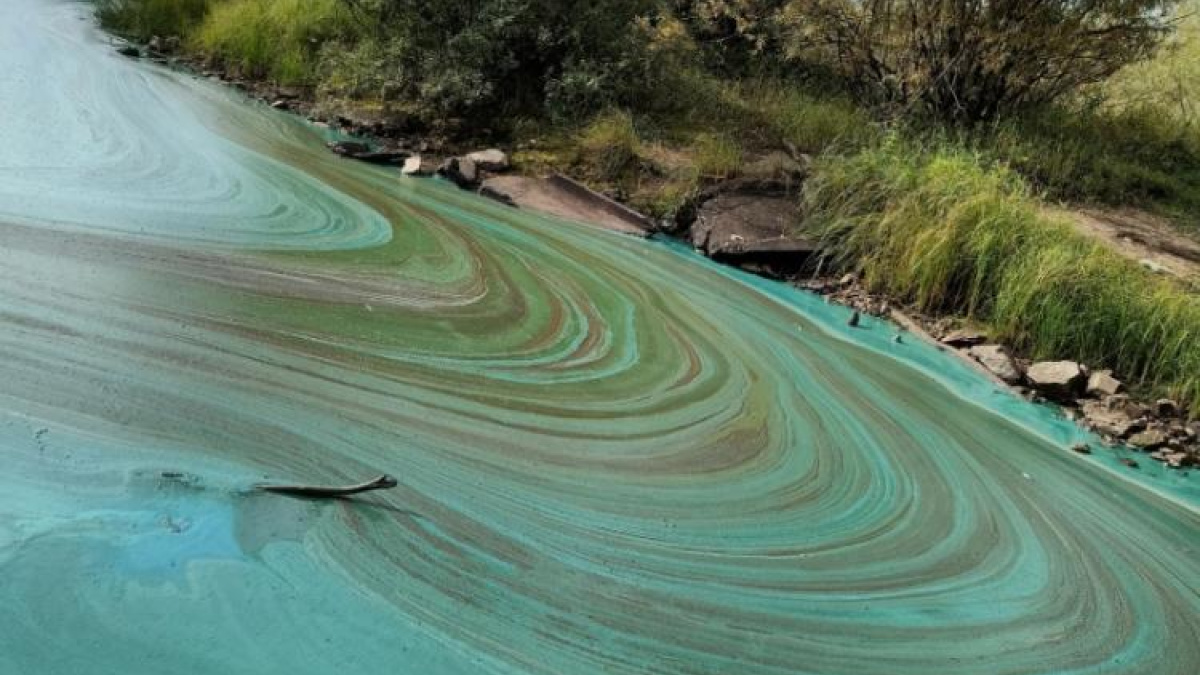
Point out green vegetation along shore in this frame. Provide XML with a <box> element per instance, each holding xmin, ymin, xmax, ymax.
<box><xmin>96</xmin><ymin>0</ymin><xmax>1200</xmax><ymax>418</ymax></box>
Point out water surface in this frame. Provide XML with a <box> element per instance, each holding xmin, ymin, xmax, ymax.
<box><xmin>1</xmin><ymin>1</ymin><xmax>1197</xmax><ymax>673</ymax></box>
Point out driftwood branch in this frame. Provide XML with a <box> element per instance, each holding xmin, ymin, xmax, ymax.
<box><xmin>257</xmin><ymin>474</ymin><xmax>398</xmax><ymax>498</ymax></box>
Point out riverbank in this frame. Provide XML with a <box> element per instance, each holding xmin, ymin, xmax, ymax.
<box><xmin>102</xmin><ymin>26</ymin><xmax>1200</xmax><ymax>471</ymax></box>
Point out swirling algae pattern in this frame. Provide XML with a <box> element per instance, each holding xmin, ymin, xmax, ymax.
<box><xmin>0</xmin><ymin>1</ymin><xmax>1197</xmax><ymax>674</ymax></box>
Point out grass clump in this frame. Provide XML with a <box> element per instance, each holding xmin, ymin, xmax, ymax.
<box><xmin>692</xmin><ymin>133</ymin><xmax>742</xmax><ymax>179</ymax></box>
<box><xmin>968</xmin><ymin>105</ymin><xmax>1200</xmax><ymax>220</ymax></box>
<box><xmin>577</xmin><ymin>110</ymin><xmax>644</xmax><ymax>183</ymax></box>
<box><xmin>96</xmin><ymin>0</ymin><xmax>211</xmax><ymax>41</ymax></box>
<box><xmin>194</xmin><ymin>0</ymin><xmax>350</xmax><ymax>84</ymax></box>
<box><xmin>806</xmin><ymin>137</ymin><xmax>1200</xmax><ymax>413</ymax></box>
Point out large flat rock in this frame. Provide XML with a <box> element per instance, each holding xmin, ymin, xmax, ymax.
<box><xmin>479</xmin><ymin>174</ymin><xmax>652</xmax><ymax>237</ymax></box>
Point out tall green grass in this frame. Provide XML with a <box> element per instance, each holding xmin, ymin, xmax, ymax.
<box><xmin>805</xmin><ymin>137</ymin><xmax>1200</xmax><ymax>413</ymax></box>
<box><xmin>96</xmin><ymin>0</ymin><xmax>212</xmax><ymax>41</ymax></box>
<box><xmin>194</xmin><ymin>0</ymin><xmax>350</xmax><ymax>84</ymax></box>
<box><xmin>967</xmin><ymin>105</ymin><xmax>1200</xmax><ymax>219</ymax></box>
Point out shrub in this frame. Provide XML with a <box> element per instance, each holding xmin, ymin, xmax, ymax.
<box><xmin>779</xmin><ymin>0</ymin><xmax>1184</xmax><ymax>123</ymax></box>
<box><xmin>96</xmin><ymin>0</ymin><xmax>212</xmax><ymax>41</ymax></box>
<box><xmin>195</xmin><ymin>0</ymin><xmax>351</xmax><ymax>84</ymax></box>
<box><xmin>333</xmin><ymin>0</ymin><xmax>672</xmax><ymax>124</ymax></box>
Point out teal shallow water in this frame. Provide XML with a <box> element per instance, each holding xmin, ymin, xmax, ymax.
<box><xmin>0</xmin><ymin>1</ymin><xmax>1197</xmax><ymax>673</ymax></box>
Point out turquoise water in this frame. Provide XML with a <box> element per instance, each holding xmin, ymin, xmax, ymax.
<box><xmin>0</xmin><ymin>1</ymin><xmax>1197</xmax><ymax>673</ymax></box>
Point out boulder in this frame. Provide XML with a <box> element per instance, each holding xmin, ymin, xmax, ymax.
<box><xmin>1086</xmin><ymin>370</ymin><xmax>1124</xmax><ymax>398</ymax></box>
<box><xmin>116</xmin><ymin>45</ymin><xmax>141</xmax><ymax>58</ymax></box>
<box><xmin>465</xmin><ymin>149</ymin><xmax>510</xmax><ymax>172</ymax></box>
<box><xmin>438</xmin><ymin>157</ymin><xmax>479</xmax><ymax>189</ymax></box>
<box><xmin>401</xmin><ymin>154</ymin><xmax>438</xmax><ymax>177</ymax></box>
<box><xmin>1154</xmin><ymin>398</ymin><xmax>1180</xmax><ymax>418</ymax></box>
<box><xmin>1151</xmin><ymin>451</ymin><xmax>1194</xmax><ymax>468</ymax></box>
<box><xmin>940</xmin><ymin>329</ymin><xmax>987</xmax><ymax>348</ymax></box>
<box><xmin>967</xmin><ymin>345</ymin><xmax>1023</xmax><ymax>384</ymax></box>
<box><xmin>1026</xmin><ymin>361</ymin><xmax>1087</xmax><ymax>402</ymax></box>
<box><xmin>1080</xmin><ymin>400</ymin><xmax>1143</xmax><ymax>439</ymax></box>
<box><xmin>1128</xmin><ymin>428</ymin><xmax>1169</xmax><ymax>450</ymax></box>
<box><xmin>689</xmin><ymin>194</ymin><xmax>817</xmax><ymax>278</ymax></box>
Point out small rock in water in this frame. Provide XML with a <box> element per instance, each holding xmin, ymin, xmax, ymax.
<box><xmin>1120</xmin><ymin>458</ymin><xmax>1140</xmax><ymax>469</ymax></box>
<box><xmin>892</xmin><ymin>334</ymin><xmax>903</xmax><ymax>344</ymax></box>
<box><xmin>847</xmin><ymin>311</ymin><xmax>860</xmax><ymax>328</ymax></box>
<box><xmin>478</xmin><ymin>184</ymin><xmax>517</xmax><ymax>207</ymax></box>
<box><xmin>1070</xmin><ymin>442</ymin><xmax>1091</xmax><ymax>455</ymax></box>
<box><xmin>116</xmin><ymin>44</ymin><xmax>141</xmax><ymax>58</ymax></box>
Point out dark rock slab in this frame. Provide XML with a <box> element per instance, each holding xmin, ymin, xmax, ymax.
<box><xmin>438</xmin><ymin>157</ymin><xmax>480</xmax><ymax>188</ymax></box>
<box><xmin>689</xmin><ymin>193</ymin><xmax>816</xmax><ymax>278</ymax></box>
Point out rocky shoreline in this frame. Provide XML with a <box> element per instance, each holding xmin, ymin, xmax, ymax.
<box><xmin>114</xmin><ymin>36</ymin><xmax>1198</xmax><ymax>472</ymax></box>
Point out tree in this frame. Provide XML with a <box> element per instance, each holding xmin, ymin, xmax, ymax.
<box><xmin>779</xmin><ymin>0</ymin><xmax>1184</xmax><ymax>122</ymax></box>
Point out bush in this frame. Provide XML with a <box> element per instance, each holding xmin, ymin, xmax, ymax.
<box><xmin>1105</xmin><ymin>0</ymin><xmax>1200</xmax><ymax>129</ymax></box>
<box><xmin>779</xmin><ymin>0</ymin><xmax>1183</xmax><ymax>123</ymax></box>
<box><xmin>804</xmin><ymin>137</ymin><xmax>1200</xmax><ymax>412</ymax></box>
<box><xmin>96</xmin><ymin>0</ymin><xmax>212</xmax><ymax>41</ymax></box>
<box><xmin>331</xmin><ymin>0</ymin><xmax>673</xmax><ymax>124</ymax></box>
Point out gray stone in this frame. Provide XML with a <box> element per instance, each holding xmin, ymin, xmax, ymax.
<box><xmin>1128</xmin><ymin>428</ymin><xmax>1169</xmax><ymax>450</ymax></box>
<box><xmin>1086</xmin><ymin>370</ymin><xmax>1124</xmax><ymax>397</ymax></box>
<box><xmin>940</xmin><ymin>329</ymin><xmax>987</xmax><ymax>348</ymax></box>
<box><xmin>401</xmin><ymin>154</ymin><xmax>437</xmax><ymax>177</ymax></box>
<box><xmin>116</xmin><ymin>44</ymin><xmax>141</xmax><ymax>58</ymax></box>
<box><xmin>465</xmin><ymin>149</ymin><xmax>510</xmax><ymax>172</ymax></box>
<box><xmin>1154</xmin><ymin>398</ymin><xmax>1180</xmax><ymax>418</ymax></box>
<box><xmin>1026</xmin><ymin>361</ymin><xmax>1087</xmax><ymax>402</ymax></box>
<box><xmin>967</xmin><ymin>345</ymin><xmax>1023</xmax><ymax>384</ymax></box>
<box><xmin>1080</xmin><ymin>400</ymin><xmax>1143</xmax><ymax>439</ymax></box>
<box><xmin>438</xmin><ymin>157</ymin><xmax>479</xmax><ymax>188</ymax></box>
